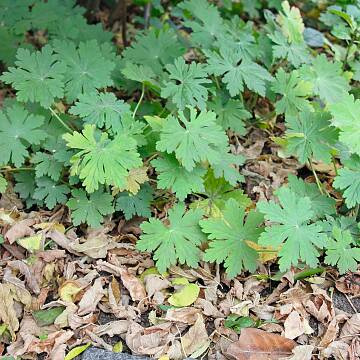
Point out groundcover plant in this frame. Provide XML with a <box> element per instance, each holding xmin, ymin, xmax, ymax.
<box><xmin>1</xmin><ymin>0</ymin><xmax>360</xmax><ymax>281</ymax></box>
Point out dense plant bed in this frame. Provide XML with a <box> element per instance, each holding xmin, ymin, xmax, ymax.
<box><xmin>0</xmin><ymin>0</ymin><xmax>359</xmax><ymax>359</ymax></box>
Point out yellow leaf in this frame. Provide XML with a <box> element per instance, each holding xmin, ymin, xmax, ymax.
<box><xmin>246</xmin><ymin>241</ymin><xmax>279</xmax><ymax>263</ymax></box>
<box><xmin>35</xmin><ymin>222</ymin><xmax>65</xmax><ymax>233</ymax></box>
<box><xmin>64</xmin><ymin>343</ymin><xmax>91</xmax><ymax>360</ymax></box>
<box><xmin>17</xmin><ymin>233</ymin><xmax>43</xmax><ymax>252</ymax></box>
<box><xmin>139</xmin><ymin>267</ymin><xmax>159</xmax><ymax>282</ymax></box>
<box><xmin>158</xmin><ymin>356</ymin><xmax>170</xmax><ymax>360</ymax></box>
<box><xmin>59</xmin><ymin>280</ymin><xmax>82</xmax><ymax>302</ymax></box>
<box><xmin>172</xmin><ymin>277</ymin><xmax>189</xmax><ymax>286</ymax></box>
<box><xmin>124</xmin><ymin>167</ymin><xmax>149</xmax><ymax>194</ymax></box>
<box><xmin>113</xmin><ymin>341</ymin><xmax>123</xmax><ymax>353</ymax></box>
<box><xmin>168</xmin><ymin>283</ymin><xmax>200</xmax><ymax>307</ymax></box>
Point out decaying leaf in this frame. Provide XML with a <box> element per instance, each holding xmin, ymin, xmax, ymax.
<box><xmin>118</xmin><ymin>267</ymin><xmax>147</xmax><ymax>301</ymax></box>
<box><xmin>16</xmin><ymin>233</ymin><xmax>43</xmax><ymax>252</ymax></box>
<box><xmin>59</xmin><ymin>280</ymin><xmax>82</xmax><ymax>302</ymax></box>
<box><xmin>284</xmin><ymin>310</ymin><xmax>313</xmax><ymax>339</ymax></box>
<box><xmin>181</xmin><ymin>314</ymin><xmax>210</xmax><ymax>356</ymax></box>
<box><xmin>226</xmin><ymin>328</ymin><xmax>296</xmax><ymax>360</ymax></box>
<box><xmin>165</xmin><ymin>307</ymin><xmax>202</xmax><ymax>325</ymax></box>
<box><xmin>0</xmin><ymin>283</ymin><xmax>19</xmax><ymax>339</ymax></box>
<box><xmin>71</xmin><ymin>235</ymin><xmax>117</xmax><ymax>258</ymax></box>
<box><xmin>5</xmin><ymin>218</ymin><xmax>35</xmax><ymax>244</ymax></box>
<box><xmin>77</xmin><ymin>277</ymin><xmax>106</xmax><ymax>315</ymax></box>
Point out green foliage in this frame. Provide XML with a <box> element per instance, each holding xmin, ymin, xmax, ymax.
<box><xmin>271</xmin><ymin>69</ymin><xmax>312</xmax><ymax>116</ymax></box>
<box><xmin>299</xmin><ymin>54</ymin><xmax>350</xmax><ymax>104</ymax></box>
<box><xmin>156</xmin><ymin>107</ymin><xmax>228</xmax><ymax>171</ymax></box>
<box><xmin>152</xmin><ymin>154</ymin><xmax>206</xmax><ymax>200</ymax></box>
<box><xmin>333</xmin><ymin>155</ymin><xmax>360</xmax><ymax>208</ymax></box>
<box><xmin>69</xmin><ymin>91</ymin><xmax>130</xmax><ymax>132</ymax></box>
<box><xmin>257</xmin><ymin>186</ymin><xmax>327</xmax><ymax>271</ymax></box>
<box><xmin>200</xmin><ymin>199</ymin><xmax>264</xmax><ymax>278</ymax></box>
<box><xmin>329</xmin><ymin>94</ymin><xmax>360</xmax><ymax>156</ymax></box>
<box><xmin>0</xmin><ymin>0</ymin><xmax>359</xmax><ymax>277</ymax></box>
<box><xmin>0</xmin><ymin>104</ymin><xmax>47</xmax><ymax>167</ymax></box>
<box><xmin>116</xmin><ymin>184</ymin><xmax>153</xmax><ymax>220</ymax></box>
<box><xmin>287</xmin><ymin>175</ymin><xmax>336</xmax><ymax>218</ymax></box>
<box><xmin>284</xmin><ymin>111</ymin><xmax>338</xmax><ymax>164</ymax></box>
<box><xmin>63</xmin><ymin>124</ymin><xmax>142</xmax><ymax>193</ymax></box>
<box><xmin>162</xmin><ymin>57</ymin><xmax>210</xmax><ymax>110</ymax></box>
<box><xmin>205</xmin><ymin>45</ymin><xmax>273</xmax><ymax>97</ymax></box>
<box><xmin>137</xmin><ymin>204</ymin><xmax>206</xmax><ymax>273</ymax></box>
<box><xmin>0</xmin><ymin>46</ymin><xmax>65</xmax><ymax>107</ymax></box>
<box><xmin>67</xmin><ymin>188</ymin><xmax>114</xmax><ymax>228</ymax></box>
<box><xmin>325</xmin><ymin>227</ymin><xmax>360</xmax><ymax>274</ymax></box>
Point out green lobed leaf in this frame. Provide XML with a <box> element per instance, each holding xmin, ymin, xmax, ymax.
<box><xmin>200</xmin><ymin>199</ymin><xmax>264</xmax><ymax>278</ymax></box>
<box><xmin>257</xmin><ymin>187</ymin><xmax>327</xmax><ymax>271</ymax></box>
<box><xmin>67</xmin><ymin>188</ymin><xmax>114</xmax><ymax>228</ymax></box>
<box><xmin>137</xmin><ymin>204</ymin><xmax>206</xmax><ymax>273</ymax></box>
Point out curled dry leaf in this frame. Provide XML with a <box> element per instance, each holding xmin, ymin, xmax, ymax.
<box><xmin>5</xmin><ymin>218</ymin><xmax>35</xmax><ymax>244</ymax></box>
<box><xmin>118</xmin><ymin>267</ymin><xmax>147</xmax><ymax>302</ymax></box>
<box><xmin>144</xmin><ymin>274</ymin><xmax>171</xmax><ymax>297</ymax></box>
<box><xmin>340</xmin><ymin>313</ymin><xmax>360</xmax><ymax>344</ymax></box>
<box><xmin>0</xmin><ymin>283</ymin><xmax>19</xmax><ymax>339</ymax></box>
<box><xmin>8</xmin><ymin>260</ymin><xmax>40</xmax><ymax>294</ymax></box>
<box><xmin>320</xmin><ymin>340</ymin><xmax>350</xmax><ymax>360</ymax></box>
<box><xmin>181</xmin><ymin>314</ymin><xmax>210</xmax><ymax>357</ymax></box>
<box><xmin>71</xmin><ymin>235</ymin><xmax>117</xmax><ymax>258</ymax></box>
<box><xmin>284</xmin><ymin>345</ymin><xmax>314</xmax><ymax>360</ymax></box>
<box><xmin>225</xmin><ymin>328</ymin><xmax>296</xmax><ymax>360</ymax></box>
<box><xmin>126</xmin><ymin>322</ymin><xmax>173</xmax><ymax>356</ymax></box>
<box><xmin>94</xmin><ymin>320</ymin><xmax>130</xmax><ymax>336</ymax></box>
<box><xmin>165</xmin><ymin>307</ymin><xmax>202</xmax><ymax>325</ymax></box>
<box><xmin>77</xmin><ymin>277</ymin><xmax>106</xmax><ymax>316</ymax></box>
<box><xmin>284</xmin><ymin>310</ymin><xmax>313</xmax><ymax>340</ymax></box>
<box><xmin>48</xmin><ymin>230</ymin><xmax>82</xmax><ymax>255</ymax></box>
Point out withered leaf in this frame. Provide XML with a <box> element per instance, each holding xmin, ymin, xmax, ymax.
<box><xmin>226</xmin><ymin>328</ymin><xmax>296</xmax><ymax>360</ymax></box>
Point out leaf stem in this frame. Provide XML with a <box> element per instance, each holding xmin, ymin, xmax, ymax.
<box><xmin>309</xmin><ymin>160</ymin><xmax>323</xmax><ymax>194</ymax></box>
<box><xmin>48</xmin><ymin>107</ymin><xmax>73</xmax><ymax>133</ymax></box>
<box><xmin>133</xmin><ymin>83</ymin><xmax>145</xmax><ymax>119</ymax></box>
<box><xmin>0</xmin><ymin>167</ymin><xmax>34</xmax><ymax>173</ymax></box>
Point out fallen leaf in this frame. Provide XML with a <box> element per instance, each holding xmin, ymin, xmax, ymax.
<box><xmin>59</xmin><ymin>280</ymin><xmax>82</xmax><ymax>302</ymax></box>
<box><xmin>118</xmin><ymin>267</ymin><xmax>146</xmax><ymax>301</ymax></box>
<box><xmin>64</xmin><ymin>343</ymin><xmax>91</xmax><ymax>360</ymax></box>
<box><xmin>113</xmin><ymin>341</ymin><xmax>123</xmax><ymax>353</ymax></box>
<box><xmin>144</xmin><ymin>274</ymin><xmax>171</xmax><ymax>297</ymax></box>
<box><xmin>320</xmin><ymin>341</ymin><xmax>350</xmax><ymax>360</ymax></box>
<box><xmin>340</xmin><ymin>313</ymin><xmax>360</xmax><ymax>344</ymax></box>
<box><xmin>284</xmin><ymin>311</ymin><xmax>313</xmax><ymax>339</ymax></box>
<box><xmin>71</xmin><ymin>235</ymin><xmax>116</xmax><ymax>258</ymax></box>
<box><xmin>17</xmin><ymin>233</ymin><xmax>43</xmax><ymax>252</ymax></box>
<box><xmin>5</xmin><ymin>218</ymin><xmax>35</xmax><ymax>244</ymax></box>
<box><xmin>168</xmin><ymin>283</ymin><xmax>200</xmax><ymax>307</ymax></box>
<box><xmin>0</xmin><ymin>283</ymin><xmax>19</xmax><ymax>339</ymax></box>
<box><xmin>165</xmin><ymin>307</ymin><xmax>202</xmax><ymax>324</ymax></box>
<box><xmin>8</xmin><ymin>260</ymin><xmax>40</xmax><ymax>294</ymax></box>
<box><xmin>48</xmin><ymin>230</ymin><xmax>82</xmax><ymax>255</ymax></box>
<box><xmin>94</xmin><ymin>320</ymin><xmax>129</xmax><ymax>336</ymax></box>
<box><xmin>126</xmin><ymin>322</ymin><xmax>173</xmax><ymax>356</ymax></box>
<box><xmin>181</xmin><ymin>315</ymin><xmax>209</xmax><ymax>356</ymax></box>
<box><xmin>32</xmin><ymin>307</ymin><xmax>65</xmax><ymax>326</ymax></box>
<box><xmin>284</xmin><ymin>345</ymin><xmax>314</xmax><ymax>360</ymax></box>
<box><xmin>246</xmin><ymin>241</ymin><xmax>279</xmax><ymax>263</ymax></box>
<box><xmin>77</xmin><ymin>277</ymin><xmax>105</xmax><ymax>316</ymax></box>
<box><xmin>225</xmin><ymin>328</ymin><xmax>296</xmax><ymax>360</ymax></box>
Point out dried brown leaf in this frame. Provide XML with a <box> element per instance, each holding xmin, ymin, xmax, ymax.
<box><xmin>5</xmin><ymin>218</ymin><xmax>35</xmax><ymax>244</ymax></box>
<box><xmin>284</xmin><ymin>310</ymin><xmax>313</xmax><ymax>340</ymax></box>
<box><xmin>118</xmin><ymin>267</ymin><xmax>146</xmax><ymax>301</ymax></box>
<box><xmin>225</xmin><ymin>328</ymin><xmax>296</xmax><ymax>360</ymax></box>
<box><xmin>165</xmin><ymin>307</ymin><xmax>202</xmax><ymax>325</ymax></box>
<box><xmin>284</xmin><ymin>345</ymin><xmax>314</xmax><ymax>360</ymax></box>
<box><xmin>8</xmin><ymin>260</ymin><xmax>40</xmax><ymax>294</ymax></box>
<box><xmin>181</xmin><ymin>314</ymin><xmax>209</xmax><ymax>356</ymax></box>
<box><xmin>0</xmin><ymin>283</ymin><xmax>19</xmax><ymax>339</ymax></box>
<box><xmin>340</xmin><ymin>314</ymin><xmax>360</xmax><ymax>344</ymax></box>
<box><xmin>77</xmin><ymin>277</ymin><xmax>106</xmax><ymax>316</ymax></box>
<box><xmin>71</xmin><ymin>235</ymin><xmax>117</xmax><ymax>258</ymax></box>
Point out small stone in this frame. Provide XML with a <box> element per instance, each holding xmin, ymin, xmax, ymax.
<box><xmin>81</xmin><ymin>348</ymin><xmax>150</xmax><ymax>360</ymax></box>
